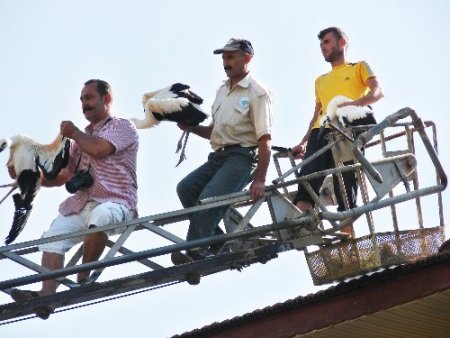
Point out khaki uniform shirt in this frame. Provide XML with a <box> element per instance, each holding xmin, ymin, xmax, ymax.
<box><xmin>209</xmin><ymin>73</ymin><xmax>273</xmax><ymax>151</ymax></box>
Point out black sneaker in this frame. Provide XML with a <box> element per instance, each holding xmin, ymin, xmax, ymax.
<box><xmin>171</xmin><ymin>250</ymin><xmax>204</xmax><ymax>265</ymax></box>
<box><xmin>170</xmin><ymin>252</ymin><xmax>202</xmax><ymax>285</ymax></box>
<box><xmin>208</xmin><ymin>242</ymin><xmax>224</xmax><ymax>255</ymax></box>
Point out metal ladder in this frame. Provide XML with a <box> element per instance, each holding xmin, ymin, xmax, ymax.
<box><xmin>0</xmin><ymin>107</ymin><xmax>446</xmax><ymax>320</ymax></box>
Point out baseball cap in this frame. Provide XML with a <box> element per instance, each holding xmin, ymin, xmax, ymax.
<box><xmin>213</xmin><ymin>38</ymin><xmax>254</xmax><ymax>56</ymax></box>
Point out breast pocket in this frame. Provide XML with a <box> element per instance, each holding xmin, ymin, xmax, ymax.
<box><xmin>229</xmin><ymin>104</ymin><xmax>249</xmax><ymax>126</ymax></box>
<box><xmin>233</xmin><ymin>103</ymin><xmax>249</xmax><ymax>116</ymax></box>
<box><xmin>234</xmin><ymin>95</ymin><xmax>250</xmax><ymax>118</ymax></box>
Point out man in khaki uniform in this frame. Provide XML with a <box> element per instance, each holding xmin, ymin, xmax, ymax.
<box><xmin>175</xmin><ymin>38</ymin><xmax>273</xmax><ymax>260</ymax></box>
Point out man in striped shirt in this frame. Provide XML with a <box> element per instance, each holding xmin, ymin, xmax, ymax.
<box><xmin>10</xmin><ymin>79</ymin><xmax>139</xmax><ymax>319</ymax></box>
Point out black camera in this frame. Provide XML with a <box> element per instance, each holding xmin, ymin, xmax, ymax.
<box><xmin>65</xmin><ymin>169</ymin><xmax>94</xmax><ymax>194</ymax></box>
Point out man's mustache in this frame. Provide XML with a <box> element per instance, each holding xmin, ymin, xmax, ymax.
<box><xmin>224</xmin><ymin>65</ymin><xmax>232</xmax><ymax>71</ymax></box>
<box><xmin>83</xmin><ymin>106</ymin><xmax>93</xmax><ymax>112</ymax></box>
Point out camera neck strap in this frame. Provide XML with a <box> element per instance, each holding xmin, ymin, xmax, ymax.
<box><xmin>73</xmin><ymin>153</ymin><xmax>91</xmax><ymax>172</ymax></box>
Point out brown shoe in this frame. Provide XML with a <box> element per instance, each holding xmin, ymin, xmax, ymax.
<box><xmin>10</xmin><ymin>289</ymin><xmax>40</xmax><ymax>302</ymax></box>
<box><xmin>34</xmin><ymin>306</ymin><xmax>54</xmax><ymax>320</ymax></box>
<box><xmin>185</xmin><ymin>271</ymin><xmax>201</xmax><ymax>285</ymax></box>
<box><xmin>10</xmin><ymin>289</ymin><xmax>54</xmax><ymax>320</ymax></box>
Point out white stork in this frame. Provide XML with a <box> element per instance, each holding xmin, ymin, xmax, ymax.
<box><xmin>130</xmin><ymin>83</ymin><xmax>208</xmax><ymax>166</ymax></box>
<box><xmin>0</xmin><ymin>133</ymin><xmax>70</xmax><ymax>244</ymax></box>
<box><xmin>320</xmin><ymin>95</ymin><xmax>374</xmax><ymax>128</ymax></box>
<box><xmin>318</xmin><ymin>95</ymin><xmax>377</xmax><ymax>163</ymax></box>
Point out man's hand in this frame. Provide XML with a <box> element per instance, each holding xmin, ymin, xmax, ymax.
<box><xmin>250</xmin><ymin>179</ymin><xmax>266</xmax><ymax>201</ymax></box>
<box><xmin>7</xmin><ymin>165</ymin><xmax>16</xmax><ymax>179</ymax></box>
<box><xmin>177</xmin><ymin>122</ymin><xmax>191</xmax><ymax>132</ymax></box>
<box><xmin>337</xmin><ymin>101</ymin><xmax>356</xmax><ymax>108</ymax></box>
<box><xmin>178</xmin><ymin>123</ymin><xmax>213</xmax><ymax>140</ymax></box>
<box><xmin>291</xmin><ymin>142</ymin><xmax>307</xmax><ymax>159</ymax></box>
<box><xmin>60</xmin><ymin>121</ymin><xmax>80</xmax><ymax>139</ymax></box>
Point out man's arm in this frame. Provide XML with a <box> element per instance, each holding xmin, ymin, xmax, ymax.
<box><xmin>250</xmin><ymin>134</ymin><xmax>271</xmax><ymax>201</ymax></box>
<box><xmin>292</xmin><ymin>101</ymin><xmax>322</xmax><ymax>159</ymax></box>
<box><xmin>178</xmin><ymin>123</ymin><xmax>213</xmax><ymax>140</ymax></box>
<box><xmin>339</xmin><ymin>77</ymin><xmax>384</xmax><ymax>108</ymax></box>
<box><xmin>40</xmin><ymin>169</ymin><xmax>71</xmax><ymax>187</ymax></box>
<box><xmin>61</xmin><ymin>121</ymin><xmax>115</xmax><ymax>158</ymax></box>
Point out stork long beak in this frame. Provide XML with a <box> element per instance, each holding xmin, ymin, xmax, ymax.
<box><xmin>0</xmin><ymin>183</ymin><xmax>18</xmax><ymax>205</ymax></box>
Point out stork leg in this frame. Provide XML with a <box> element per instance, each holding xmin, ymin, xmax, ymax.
<box><xmin>175</xmin><ymin>131</ymin><xmax>190</xmax><ymax>167</ymax></box>
<box><xmin>0</xmin><ymin>183</ymin><xmax>18</xmax><ymax>205</ymax></box>
<box><xmin>176</xmin><ymin>130</ymin><xmax>186</xmax><ymax>154</ymax></box>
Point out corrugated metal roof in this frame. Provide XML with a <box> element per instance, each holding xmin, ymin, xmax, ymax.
<box><xmin>173</xmin><ymin>251</ymin><xmax>450</xmax><ymax>338</ymax></box>
<box><xmin>296</xmin><ymin>289</ymin><xmax>450</xmax><ymax>338</ymax></box>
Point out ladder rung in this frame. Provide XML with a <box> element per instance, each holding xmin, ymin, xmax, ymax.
<box><xmin>385</xmin><ymin>150</ymin><xmax>410</xmax><ymax>157</ymax></box>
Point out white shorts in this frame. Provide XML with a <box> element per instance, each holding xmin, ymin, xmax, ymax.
<box><xmin>39</xmin><ymin>201</ymin><xmax>135</xmax><ymax>254</ymax></box>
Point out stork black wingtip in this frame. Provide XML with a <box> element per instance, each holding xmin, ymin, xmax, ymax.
<box><xmin>170</xmin><ymin>83</ymin><xmax>190</xmax><ymax>91</ymax></box>
<box><xmin>6</xmin><ymin>208</ymin><xmax>31</xmax><ymax>244</ymax></box>
<box><xmin>5</xmin><ymin>234</ymin><xmax>15</xmax><ymax>245</ymax></box>
<box><xmin>1</xmin><ymin>134</ymin><xmax>59</xmax><ymax>244</ymax></box>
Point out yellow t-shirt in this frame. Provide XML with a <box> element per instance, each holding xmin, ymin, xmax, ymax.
<box><xmin>313</xmin><ymin>61</ymin><xmax>375</xmax><ymax>129</ymax></box>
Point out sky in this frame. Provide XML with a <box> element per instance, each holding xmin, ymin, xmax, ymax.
<box><xmin>0</xmin><ymin>0</ymin><xmax>449</xmax><ymax>337</ymax></box>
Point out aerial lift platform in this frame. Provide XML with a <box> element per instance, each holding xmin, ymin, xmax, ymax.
<box><xmin>0</xmin><ymin>107</ymin><xmax>446</xmax><ymax>323</ymax></box>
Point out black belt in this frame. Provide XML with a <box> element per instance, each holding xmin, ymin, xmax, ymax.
<box><xmin>215</xmin><ymin>144</ymin><xmax>256</xmax><ymax>152</ymax></box>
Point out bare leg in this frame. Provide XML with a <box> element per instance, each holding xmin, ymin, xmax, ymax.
<box><xmin>340</xmin><ymin>225</ymin><xmax>353</xmax><ymax>237</ymax></box>
<box><xmin>297</xmin><ymin>200</ymin><xmax>352</xmax><ymax>238</ymax></box>
<box><xmin>40</xmin><ymin>252</ymin><xmax>64</xmax><ymax>296</ymax></box>
<box><xmin>8</xmin><ymin>251</ymin><xmax>62</xmax><ymax>319</ymax></box>
<box><xmin>77</xmin><ymin>230</ymin><xmax>108</xmax><ymax>283</ymax></box>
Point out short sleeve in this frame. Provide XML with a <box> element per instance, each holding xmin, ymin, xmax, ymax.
<box><xmin>250</xmin><ymin>93</ymin><xmax>273</xmax><ymax>139</ymax></box>
<box><xmin>359</xmin><ymin>61</ymin><xmax>376</xmax><ymax>85</ymax></box>
<box><xmin>99</xmin><ymin>118</ymin><xmax>138</xmax><ymax>153</ymax></box>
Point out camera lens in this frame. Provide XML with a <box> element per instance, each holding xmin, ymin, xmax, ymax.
<box><xmin>65</xmin><ymin>182</ymin><xmax>76</xmax><ymax>194</ymax></box>
<box><xmin>65</xmin><ymin>170</ymin><xmax>94</xmax><ymax>194</ymax></box>
<box><xmin>65</xmin><ymin>175</ymin><xmax>83</xmax><ymax>194</ymax></box>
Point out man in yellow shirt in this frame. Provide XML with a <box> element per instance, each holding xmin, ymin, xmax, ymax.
<box><xmin>291</xmin><ymin>27</ymin><xmax>384</xmax><ymax>237</ymax></box>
